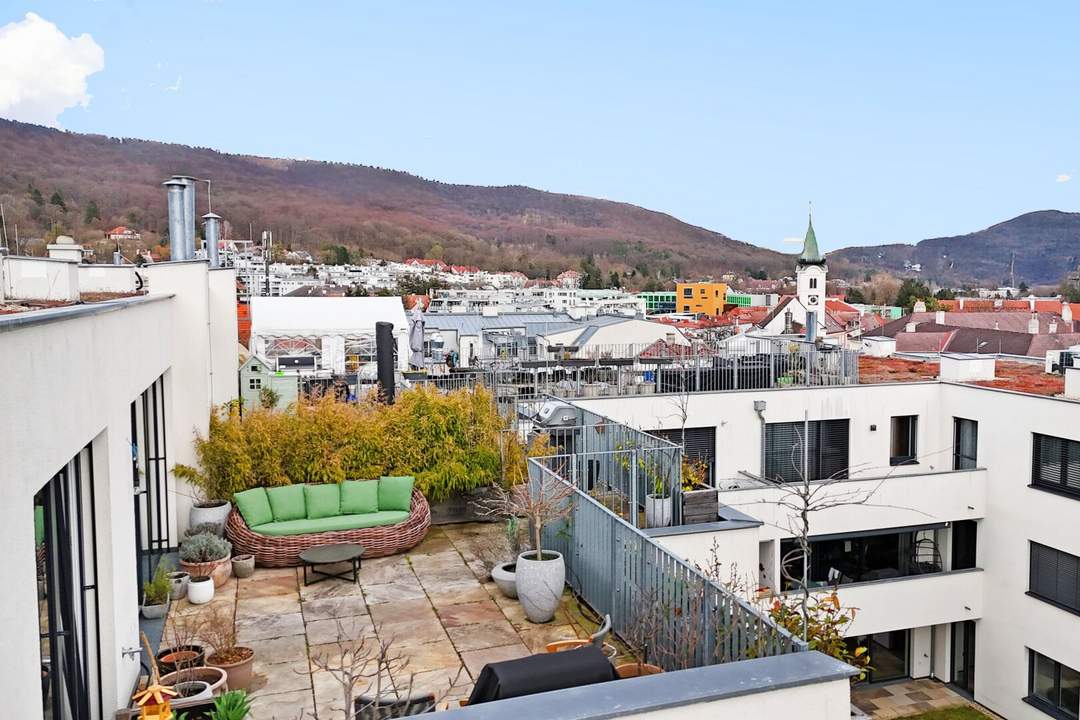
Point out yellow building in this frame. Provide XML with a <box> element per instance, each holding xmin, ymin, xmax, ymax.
<box><xmin>676</xmin><ymin>281</ymin><xmax>729</xmax><ymax>316</ymax></box>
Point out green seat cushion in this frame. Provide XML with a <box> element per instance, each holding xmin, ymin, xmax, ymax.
<box><xmin>378</xmin><ymin>476</ymin><xmax>415</xmax><ymax>512</ymax></box>
<box><xmin>35</xmin><ymin>505</ymin><xmax>44</xmax><ymax>545</ymax></box>
<box><xmin>234</xmin><ymin>488</ymin><xmax>274</xmax><ymax>527</ymax></box>
<box><xmin>305</xmin><ymin>483</ymin><xmax>341</xmax><ymax>519</ymax></box>
<box><xmin>251</xmin><ymin>511</ymin><xmax>410</xmax><ymax>537</ymax></box>
<box><xmin>266</xmin><ymin>485</ymin><xmax>307</xmax><ymax>522</ymax></box>
<box><xmin>341</xmin><ymin>480</ymin><xmax>379</xmax><ymax>514</ymax></box>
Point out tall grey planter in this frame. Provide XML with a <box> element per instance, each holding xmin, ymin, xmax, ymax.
<box><xmin>515</xmin><ymin>551</ymin><xmax>565</xmax><ymax>623</ymax></box>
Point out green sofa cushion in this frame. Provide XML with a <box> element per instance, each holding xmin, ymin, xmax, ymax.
<box><xmin>305</xmin><ymin>483</ymin><xmax>341</xmax><ymax>519</ymax></box>
<box><xmin>341</xmin><ymin>480</ymin><xmax>379</xmax><ymax>514</ymax></box>
<box><xmin>252</xmin><ymin>511</ymin><xmax>410</xmax><ymax>537</ymax></box>
<box><xmin>234</xmin><ymin>488</ymin><xmax>274</xmax><ymax>527</ymax></box>
<box><xmin>266</xmin><ymin>485</ymin><xmax>306</xmax><ymax>522</ymax></box>
<box><xmin>378</xmin><ymin>476</ymin><xmax>415</xmax><ymax>512</ymax></box>
<box><xmin>35</xmin><ymin>505</ymin><xmax>44</xmax><ymax>545</ymax></box>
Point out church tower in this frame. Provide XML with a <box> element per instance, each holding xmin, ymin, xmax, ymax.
<box><xmin>795</xmin><ymin>213</ymin><xmax>827</xmax><ymax>326</ymax></box>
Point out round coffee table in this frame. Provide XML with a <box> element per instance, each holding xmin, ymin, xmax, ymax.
<box><xmin>298</xmin><ymin>543</ymin><xmax>365</xmax><ymax>586</ymax></box>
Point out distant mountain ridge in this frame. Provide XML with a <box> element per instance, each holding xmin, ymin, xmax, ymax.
<box><xmin>830</xmin><ymin>210</ymin><xmax>1080</xmax><ymax>287</ymax></box>
<box><xmin>0</xmin><ymin>119</ymin><xmax>793</xmax><ymax>282</ymax></box>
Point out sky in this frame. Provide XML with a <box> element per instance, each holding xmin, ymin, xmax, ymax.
<box><xmin>0</xmin><ymin>1</ymin><xmax>1077</xmax><ymax>253</ymax></box>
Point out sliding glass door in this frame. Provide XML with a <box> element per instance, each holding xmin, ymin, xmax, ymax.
<box><xmin>36</xmin><ymin>446</ymin><xmax>102</xmax><ymax>720</ymax></box>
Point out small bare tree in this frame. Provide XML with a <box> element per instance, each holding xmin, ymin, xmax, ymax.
<box><xmin>475</xmin><ymin>467</ymin><xmax>574</xmax><ymax>562</ymax></box>
<box><xmin>303</xmin><ymin>618</ymin><xmax>468</xmax><ymax>720</ymax></box>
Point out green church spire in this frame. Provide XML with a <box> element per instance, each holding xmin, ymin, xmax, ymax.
<box><xmin>799</xmin><ymin>211</ymin><xmax>825</xmax><ymax>265</ymax></box>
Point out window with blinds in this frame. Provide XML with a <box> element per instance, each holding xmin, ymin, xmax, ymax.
<box><xmin>1029</xmin><ymin>542</ymin><xmax>1080</xmax><ymax>614</ymax></box>
<box><xmin>953</xmin><ymin>418</ymin><xmax>978</xmax><ymax>470</ymax></box>
<box><xmin>764</xmin><ymin>419</ymin><xmax>849</xmax><ymax>483</ymax></box>
<box><xmin>1031</xmin><ymin>433</ymin><xmax>1080</xmax><ymax>498</ymax></box>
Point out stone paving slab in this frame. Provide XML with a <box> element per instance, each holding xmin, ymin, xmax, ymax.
<box><xmin>164</xmin><ymin>521</ymin><xmax>602</xmax><ymax>720</ymax></box>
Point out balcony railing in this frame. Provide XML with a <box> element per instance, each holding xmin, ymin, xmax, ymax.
<box><xmin>527</xmin><ymin>456</ymin><xmax>807</xmax><ymax>670</ymax></box>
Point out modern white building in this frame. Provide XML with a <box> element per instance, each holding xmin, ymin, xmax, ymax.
<box><xmin>566</xmin><ymin>355</ymin><xmax>1080</xmax><ymax>720</ymax></box>
<box><xmin>0</xmin><ymin>258</ymin><xmax>238</xmax><ymax>720</ymax></box>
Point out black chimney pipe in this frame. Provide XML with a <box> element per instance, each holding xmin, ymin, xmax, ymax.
<box><xmin>375</xmin><ymin>321</ymin><xmax>395</xmax><ymax>404</ymax></box>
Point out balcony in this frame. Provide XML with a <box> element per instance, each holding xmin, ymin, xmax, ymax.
<box><xmin>812</xmin><ymin>568</ymin><xmax>984</xmax><ymax>636</ymax></box>
<box><xmin>718</xmin><ymin>468</ymin><xmax>988</xmax><ymax>539</ymax></box>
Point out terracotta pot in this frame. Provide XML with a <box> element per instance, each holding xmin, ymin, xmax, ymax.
<box><xmin>180</xmin><ymin>556</ymin><xmax>231</xmax><ymax>588</ymax></box>
<box><xmin>157</xmin><ymin>645</ymin><xmax>205</xmax><ymax>675</ymax></box>
<box><xmin>161</xmin><ymin>666</ymin><xmax>228</xmax><ymax>696</ymax></box>
<box><xmin>615</xmin><ymin>662</ymin><xmax>664</xmax><ymax>678</ymax></box>
<box><xmin>207</xmin><ymin>647</ymin><xmax>255</xmax><ymax>691</ymax></box>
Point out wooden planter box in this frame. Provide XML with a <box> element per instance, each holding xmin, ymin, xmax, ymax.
<box><xmin>681</xmin><ymin>486</ymin><xmax>718</xmax><ymax>524</ymax></box>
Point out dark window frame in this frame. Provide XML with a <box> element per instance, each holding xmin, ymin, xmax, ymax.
<box><xmin>1026</xmin><ymin>649</ymin><xmax>1080</xmax><ymax>720</ymax></box>
<box><xmin>953</xmin><ymin>417</ymin><xmax>978</xmax><ymax>470</ymax></box>
<box><xmin>889</xmin><ymin>415</ymin><xmax>919</xmax><ymax>466</ymax></box>
<box><xmin>763</xmin><ymin>419</ymin><xmax>850</xmax><ymax>484</ymax></box>
<box><xmin>1031</xmin><ymin>433</ymin><xmax>1080</xmax><ymax>500</ymax></box>
<box><xmin>1028</xmin><ymin>542</ymin><xmax>1080</xmax><ymax>616</ymax></box>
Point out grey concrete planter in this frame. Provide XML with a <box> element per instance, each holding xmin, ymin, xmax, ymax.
<box><xmin>168</xmin><ymin>571</ymin><xmax>189</xmax><ymax>600</ymax></box>
<box><xmin>515</xmin><ymin>551</ymin><xmax>564</xmax><ymax>623</ymax></box>
<box><xmin>491</xmin><ymin>561</ymin><xmax>517</xmax><ymax>598</ymax></box>
<box><xmin>141</xmin><ymin>598</ymin><xmax>169</xmax><ymax>620</ymax></box>
<box><xmin>189</xmin><ymin>501</ymin><xmax>231</xmax><ymax>535</ymax></box>
<box><xmin>231</xmin><ymin>554</ymin><xmax>255</xmax><ymax>579</ymax></box>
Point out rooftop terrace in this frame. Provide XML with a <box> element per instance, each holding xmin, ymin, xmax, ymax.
<box><xmin>858</xmin><ymin>356</ymin><xmax>1066</xmax><ymax>396</ymax></box>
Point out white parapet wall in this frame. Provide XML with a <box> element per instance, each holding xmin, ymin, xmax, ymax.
<box><xmin>1</xmin><ymin>256</ymin><xmax>80</xmax><ymax>302</ymax></box>
<box><xmin>78</xmin><ymin>264</ymin><xmax>138</xmax><ymax>294</ymax></box>
<box><xmin>1065</xmin><ymin>366</ymin><xmax>1080</xmax><ymax>400</ymax></box>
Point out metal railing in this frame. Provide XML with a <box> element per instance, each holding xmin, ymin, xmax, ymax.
<box><xmin>527</xmin><ymin>457</ymin><xmax>807</xmax><ymax>669</ymax></box>
<box><xmin>424</xmin><ymin>336</ymin><xmax>858</xmax><ymax>398</ymax></box>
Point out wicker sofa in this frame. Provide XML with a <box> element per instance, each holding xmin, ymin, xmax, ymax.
<box><xmin>226</xmin><ymin>479</ymin><xmax>431</xmax><ymax>568</ymax></box>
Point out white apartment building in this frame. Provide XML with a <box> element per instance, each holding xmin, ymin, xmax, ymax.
<box><xmin>0</xmin><ymin>259</ymin><xmax>238</xmax><ymax>720</ymax></box>
<box><xmin>427</xmin><ymin>287</ymin><xmax>644</xmax><ymax>317</ymax></box>
<box><xmin>568</xmin><ymin>355</ymin><xmax>1080</xmax><ymax>720</ymax></box>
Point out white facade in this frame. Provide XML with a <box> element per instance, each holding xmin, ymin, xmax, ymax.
<box><xmin>576</xmin><ymin>377</ymin><xmax>1080</xmax><ymax>720</ymax></box>
<box><xmin>0</xmin><ymin>260</ymin><xmax>238</xmax><ymax>719</ymax></box>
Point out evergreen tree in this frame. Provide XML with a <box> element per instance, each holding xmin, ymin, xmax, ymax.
<box><xmin>84</xmin><ymin>200</ymin><xmax>101</xmax><ymax>224</ymax></box>
<box><xmin>49</xmin><ymin>191</ymin><xmax>67</xmax><ymax>212</ymax></box>
<box><xmin>609</xmin><ymin>271</ymin><xmax>620</xmax><ymax>288</ymax></box>
<box><xmin>28</xmin><ymin>183</ymin><xmax>44</xmax><ymax>206</ymax></box>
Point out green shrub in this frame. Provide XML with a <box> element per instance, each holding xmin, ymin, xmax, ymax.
<box><xmin>180</xmin><ymin>532</ymin><xmax>231</xmax><ymax>563</ymax></box>
<box><xmin>142</xmin><ymin>563</ymin><xmax>171</xmax><ymax>606</ymax></box>
<box><xmin>184</xmin><ymin>522</ymin><xmax>221</xmax><ymax>538</ymax></box>
<box><xmin>175</xmin><ymin>385</ymin><xmax>529</xmax><ymax>503</ymax></box>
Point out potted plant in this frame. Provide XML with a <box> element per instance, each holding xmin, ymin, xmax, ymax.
<box><xmin>160</xmin><ymin>665</ymin><xmax>228</xmax><ymax>697</ymax></box>
<box><xmin>207</xmin><ymin>690</ymin><xmax>252</xmax><ymax>720</ymax></box>
<box><xmin>169</xmin><ymin>570</ymin><xmax>190</xmax><ymax>600</ymax></box>
<box><xmin>679</xmin><ymin>457</ymin><xmax>717</xmax><ymax>525</ymax></box>
<box><xmin>142</xmin><ymin>564</ymin><xmax>172</xmax><ymax>619</ymax></box>
<box><xmin>180</xmin><ymin>532</ymin><xmax>232</xmax><ymax>588</ymax></box>
<box><xmin>187</xmin><ymin>575</ymin><xmax>215</xmax><ymax>605</ymax></box>
<box><xmin>157</xmin><ymin>616</ymin><xmax>205</xmax><ymax>676</ymax></box>
<box><xmin>231</xmin><ymin>554</ymin><xmax>255</xmax><ymax>579</ymax></box>
<box><xmin>202</xmin><ymin>606</ymin><xmax>256</xmax><ymax>691</ymax></box>
<box><xmin>173</xmin><ymin>462</ymin><xmax>234</xmax><ymax>536</ymax></box>
<box><xmin>478</xmin><ymin>473</ymin><xmax>574</xmax><ymax>623</ymax></box>
<box><xmin>644</xmin><ymin>466</ymin><xmax>672</xmax><ymax>528</ymax></box>
<box><xmin>616</xmin><ymin>587</ymin><xmax>664</xmax><ymax>678</ymax></box>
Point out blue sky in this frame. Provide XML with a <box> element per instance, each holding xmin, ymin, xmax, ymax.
<box><xmin>2</xmin><ymin>2</ymin><xmax>1077</xmax><ymax>252</ymax></box>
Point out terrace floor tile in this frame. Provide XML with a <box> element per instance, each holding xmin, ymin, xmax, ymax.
<box><xmin>236</xmin><ymin>612</ymin><xmax>306</xmax><ymax>642</ymax></box>
<box><xmin>436</xmin><ymin>599</ymin><xmax>505</xmax><ymax>628</ymax></box>
<box><xmin>301</xmin><ymin>594</ymin><xmax>369</xmax><ymax>622</ymax></box>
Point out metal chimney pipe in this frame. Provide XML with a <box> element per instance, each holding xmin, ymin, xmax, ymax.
<box><xmin>172</xmin><ymin>175</ymin><xmax>197</xmax><ymax>260</ymax></box>
<box><xmin>163</xmin><ymin>178</ymin><xmax>188</xmax><ymax>261</ymax></box>
<box><xmin>203</xmin><ymin>212</ymin><xmax>222</xmax><ymax>267</ymax></box>
<box><xmin>806</xmin><ymin>310</ymin><xmax>818</xmax><ymax>342</ymax></box>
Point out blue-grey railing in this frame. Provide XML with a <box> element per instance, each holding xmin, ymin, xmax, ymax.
<box><xmin>527</xmin><ymin>457</ymin><xmax>807</xmax><ymax>670</ymax></box>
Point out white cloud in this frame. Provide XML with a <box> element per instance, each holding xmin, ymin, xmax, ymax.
<box><xmin>0</xmin><ymin>13</ymin><xmax>104</xmax><ymax>127</ymax></box>
<box><xmin>1056</xmin><ymin>173</ymin><xmax>1072</xmax><ymax>183</ymax></box>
